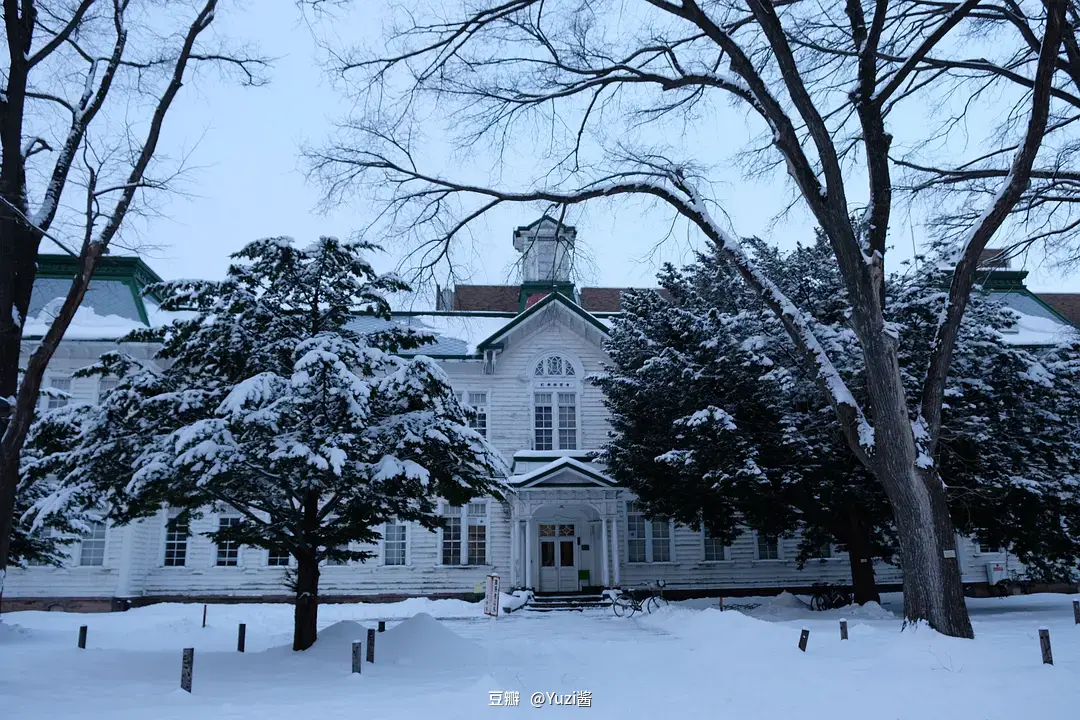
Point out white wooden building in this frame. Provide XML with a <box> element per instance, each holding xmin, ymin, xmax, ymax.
<box><xmin>5</xmin><ymin>222</ymin><xmax>1078</xmax><ymax>611</ymax></box>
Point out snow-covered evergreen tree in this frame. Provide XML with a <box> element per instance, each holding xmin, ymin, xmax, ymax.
<box><xmin>36</xmin><ymin>237</ymin><xmax>507</xmax><ymax>650</ymax></box>
<box><xmin>597</xmin><ymin>238</ymin><xmax>1080</xmax><ymax>602</ymax></box>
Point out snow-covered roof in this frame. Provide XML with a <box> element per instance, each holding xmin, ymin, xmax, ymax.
<box><xmin>508</xmin><ymin>456</ymin><xmax>616</xmax><ymax>488</ymax></box>
<box><xmin>345</xmin><ymin>312</ymin><xmax>515</xmax><ymax>356</ymax></box>
<box><xmin>991</xmin><ymin>291</ymin><xmax>1078</xmax><ymax>346</ymax></box>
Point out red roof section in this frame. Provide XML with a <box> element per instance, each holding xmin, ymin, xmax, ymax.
<box><xmin>451</xmin><ymin>285</ymin><xmax>519</xmax><ymax>312</ymax></box>
<box><xmin>1037</xmin><ymin>293</ymin><xmax>1080</xmax><ymax>327</ymax></box>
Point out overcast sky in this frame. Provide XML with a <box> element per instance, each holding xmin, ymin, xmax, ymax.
<box><xmin>66</xmin><ymin>0</ymin><xmax>1076</xmax><ymax>299</ymax></box>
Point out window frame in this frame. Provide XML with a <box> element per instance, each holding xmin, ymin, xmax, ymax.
<box><xmin>266</xmin><ymin>547</ymin><xmax>292</xmax><ymax>567</ymax></box>
<box><xmin>754</xmin><ymin>532</ymin><xmax>783</xmax><ymax>562</ymax></box>
<box><xmin>381</xmin><ymin>520</ymin><xmax>410</xmax><ymax>567</ymax></box>
<box><xmin>161</xmin><ymin>508</ymin><xmax>190</xmax><ymax>568</ymax></box>
<box><xmin>463</xmin><ymin>390</ymin><xmax>490</xmax><ymax>438</ymax></box>
<box><xmin>45</xmin><ymin>375</ymin><xmax>72</xmax><ymax>411</ymax></box>
<box><xmin>78</xmin><ymin>520</ymin><xmax>108</xmax><ymax>567</ymax></box>
<box><xmin>625</xmin><ymin>501</ymin><xmax>676</xmax><ymax>564</ymax></box>
<box><xmin>214</xmin><ymin>515</ymin><xmax>243</xmax><ymax>567</ymax></box>
<box><xmin>438</xmin><ymin>499</ymin><xmax>491</xmax><ymax>566</ymax></box>
<box><xmin>701</xmin><ymin>529</ymin><xmax>731</xmax><ymax>563</ymax></box>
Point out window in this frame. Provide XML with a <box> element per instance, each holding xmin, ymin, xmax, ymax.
<box><xmin>97</xmin><ymin>377</ymin><xmax>119</xmax><ymax>402</ymax></box>
<box><xmin>267</xmin><ymin>548</ymin><xmax>291</xmax><ymax>566</ymax></box>
<box><xmin>164</xmin><ymin>510</ymin><xmax>189</xmax><ymax>567</ymax></box>
<box><xmin>28</xmin><ymin>527</ymin><xmax>54</xmax><ymax>566</ymax></box>
<box><xmin>79</xmin><ymin>521</ymin><xmax>107</xmax><ymax>566</ymax></box>
<box><xmin>534</xmin><ymin>392</ymin><xmax>577</xmax><ymax>450</ymax></box>
<box><xmin>626</xmin><ymin>501</ymin><xmax>672</xmax><ymax>563</ymax></box>
<box><xmin>533</xmin><ymin>355</ymin><xmax>575</xmax><ymax>377</ymax></box>
<box><xmin>561</xmin><ymin>395</ymin><xmax>578</xmax><ymax>451</ymax></box>
<box><xmin>977</xmin><ymin>541</ymin><xmax>1000</xmax><ymax>554</ymax></box>
<box><xmin>815</xmin><ymin>542</ymin><xmax>833</xmax><ymax>559</ymax></box>
<box><xmin>467</xmin><ymin>502</ymin><xmax>487</xmax><ymax>565</ymax></box>
<box><xmin>47</xmin><ymin>377</ymin><xmax>71</xmax><ymax>410</ymax></box>
<box><xmin>215</xmin><ymin>516</ymin><xmax>241</xmax><ymax>566</ymax></box>
<box><xmin>465</xmin><ymin>391</ymin><xmax>488</xmax><ymax>438</ymax></box>
<box><xmin>703</xmin><ymin>531</ymin><xmax>728</xmax><ymax>562</ymax></box>
<box><xmin>325</xmin><ymin>545</ymin><xmax>349</xmax><ymax>565</ymax></box>
<box><xmin>383</xmin><ymin>522</ymin><xmax>407</xmax><ymax>566</ymax></box>
<box><xmin>756</xmin><ymin>534</ymin><xmax>781</xmax><ymax>561</ymax></box>
<box><xmin>441</xmin><ymin>506</ymin><xmax>462</xmax><ymax>565</ymax></box>
<box><xmin>441</xmin><ymin>501</ymin><xmax>488</xmax><ymax>565</ymax></box>
<box><xmin>534</xmin><ymin>393</ymin><xmax>554</xmax><ymax>450</ymax></box>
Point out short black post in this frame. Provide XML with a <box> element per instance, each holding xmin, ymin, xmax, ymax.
<box><xmin>352</xmin><ymin>641</ymin><xmax>363</xmax><ymax>674</ymax></box>
<box><xmin>1072</xmin><ymin>600</ymin><xmax>1079</xmax><ymax>625</ymax></box>
<box><xmin>180</xmin><ymin>648</ymin><xmax>195</xmax><ymax>692</ymax></box>
<box><xmin>378</xmin><ymin>620</ymin><xmax>385</xmax><ymax>633</ymax></box>
<box><xmin>839</xmin><ymin>619</ymin><xmax>848</xmax><ymax>641</ymax></box>
<box><xmin>77</xmin><ymin>625</ymin><xmax>87</xmax><ymax>649</ymax></box>
<box><xmin>237</xmin><ymin>623</ymin><xmax>246</xmax><ymax>653</ymax></box>
<box><xmin>798</xmin><ymin>628</ymin><xmax>810</xmax><ymax>652</ymax></box>
<box><xmin>1039</xmin><ymin>628</ymin><xmax>1053</xmax><ymax>665</ymax></box>
<box><xmin>202</xmin><ymin>604</ymin><xmax>207</xmax><ymax>628</ymax></box>
<box><xmin>366</xmin><ymin>628</ymin><xmax>375</xmax><ymax>663</ymax></box>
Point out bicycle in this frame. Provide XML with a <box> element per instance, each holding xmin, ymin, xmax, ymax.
<box><xmin>808</xmin><ymin>582</ymin><xmax>852</xmax><ymax>611</ymax></box>
<box><xmin>612</xmin><ymin>580</ymin><xmax>668</xmax><ymax>617</ymax></box>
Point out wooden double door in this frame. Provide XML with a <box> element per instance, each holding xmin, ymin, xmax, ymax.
<box><xmin>538</xmin><ymin>523</ymin><xmax>578</xmax><ymax>592</ymax></box>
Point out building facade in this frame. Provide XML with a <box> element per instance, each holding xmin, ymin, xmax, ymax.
<box><xmin>5</xmin><ymin>221</ymin><xmax>1079</xmax><ymax>611</ymax></box>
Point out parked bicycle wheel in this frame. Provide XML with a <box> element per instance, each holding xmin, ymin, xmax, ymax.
<box><xmin>809</xmin><ymin>594</ymin><xmax>827</xmax><ymax>612</ymax></box>
<box><xmin>644</xmin><ymin>596</ymin><xmax>669</xmax><ymax>613</ymax></box>
<box><xmin>612</xmin><ymin>594</ymin><xmax>636</xmax><ymax>617</ymax></box>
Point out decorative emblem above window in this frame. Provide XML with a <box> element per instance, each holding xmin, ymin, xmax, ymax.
<box><xmin>534</xmin><ymin>354</ymin><xmax>576</xmax><ymax>377</ymax></box>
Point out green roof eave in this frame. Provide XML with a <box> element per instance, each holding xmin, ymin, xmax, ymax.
<box><xmin>476</xmin><ymin>291</ymin><xmax>610</xmax><ymax>351</ymax></box>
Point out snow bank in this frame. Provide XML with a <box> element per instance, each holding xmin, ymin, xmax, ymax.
<box><xmin>500</xmin><ymin>590</ymin><xmax>530</xmax><ymax>613</ymax></box>
<box><xmin>379</xmin><ymin>613</ymin><xmax>483</xmax><ymax>667</ymax></box>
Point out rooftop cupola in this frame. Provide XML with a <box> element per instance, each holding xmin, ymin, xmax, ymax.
<box><xmin>513</xmin><ymin>216</ymin><xmax>576</xmax><ymax>283</ymax></box>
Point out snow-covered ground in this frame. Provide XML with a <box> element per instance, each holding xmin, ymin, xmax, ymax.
<box><xmin>1</xmin><ymin>592</ymin><xmax>1077</xmax><ymax>719</ymax></box>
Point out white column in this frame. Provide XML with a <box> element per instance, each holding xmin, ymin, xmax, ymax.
<box><xmin>510</xmin><ymin>518</ymin><xmax>520</xmax><ymax>587</ymax></box>
<box><xmin>611</xmin><ymin>513</ymin><xmax>621</xmax><ymax>587</ymax></box>
<box><xmin>601</xmin><ymin>516</ymin><xmax>610</xmax><ymax>588</ymax></box>
<box><xmin>525</xmin><ymin>519</ymin><xmax>534</xmax><ymax>590</ymax></box>
<box><xmin>114</xmin><ymin>522</ymin><xmax>137</xmax><ymax>599</ymax></box>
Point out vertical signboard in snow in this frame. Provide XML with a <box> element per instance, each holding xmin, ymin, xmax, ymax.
<box><xmin>484</xmin><ymin>573</ymin><xmax>500</xmax><ymax>617</ymax></box>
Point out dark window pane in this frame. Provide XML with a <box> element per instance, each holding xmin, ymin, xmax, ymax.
<box><xmin>560</xmin><ymin>540</ymin><xmax>574</xmax><ymax>567</ymax></box>
<box><xmin>541</xmin><ymin>541</ymin><xmax>555</xmax><ymax>567</ymax></box>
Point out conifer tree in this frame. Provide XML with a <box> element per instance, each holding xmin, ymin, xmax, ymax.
<box><xmin>29</xmin><ymin>237</ymin><xmax>506</xmax><ymax>650</ymax></box>
<box><xmin>597</xmin><ymin>240</ymin><xmax>1080</xmax><ymax>602</ymax></box>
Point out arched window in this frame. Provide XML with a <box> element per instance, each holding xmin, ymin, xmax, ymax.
<box><xmin>534</xmin><ymin>354</ymin><xmax>576</xmax><ymax>377</ymax></box>
<box><xmin>531</xmin><ymin>354</ymin><xmax>578</xmax><ymax>451</ymax></box>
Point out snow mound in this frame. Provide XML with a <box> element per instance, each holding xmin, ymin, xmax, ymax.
<box><xmin>844</xmin><ymin>601</ymin><xmax>894</xmax><ymax>620</ymax></box>
<box><xmin>768</xmin><ymin>591</ymin><xmax>809</xmax><ymax>609</ymax></box>
<box><xmin>265</xmin><ymin>619</ymin><xmax>369</xmax><ymax>659</ymax></box>
<box><xmin>500</xmin><ymin>591</ymin><xmax>530</xmax><ymax>613</ymax></box>
<box><xmin>0</xmin><ymin>622</ymin><xmax>34</xmax><ymax>643</ymax></box>
<box><xmin>379</xmin><ymin>612</ymin><xmax>483</xmax><ymax>667</ymax></box>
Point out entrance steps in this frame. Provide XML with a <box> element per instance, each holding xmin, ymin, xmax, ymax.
<box><xmin>525</xmin><ymin>592</ymin><xmax>611</xmax><ymax>612</ymax></box>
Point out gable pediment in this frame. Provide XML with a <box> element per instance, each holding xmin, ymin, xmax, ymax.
<box><xmin>510</xmin><ymin>456</ymin><xmax>616</xmax><ymax>488</ymax></box>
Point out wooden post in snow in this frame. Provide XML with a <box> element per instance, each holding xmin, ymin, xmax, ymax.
<box><xmin>719</xmin><ymin>597</ymin><xmax>725</xmax><ymax>612</ymax></box>
<box><xmin>352</xmin><ymin>641</ymin><xmax>363</xmax><ymax>674</ymax></box>
<box><xmin>798</xmin><ymin>629</ymin><xmax>810</xmax><ymax>652</ymax></box>
<box><xmin>839</xmin><ymin>619</ymin><xmax>848</xmax><ymax>640</ymax></box>
<box><xmin>237</xmin><ymin>623</ymin><xmax>246</xmax><ymax>652</ymax></box>
<box><xmin>202</xmin><ymin>604</ymin><xmax>207</xmax><ymax>628</ymax></box>
<box><xmin>1072</xmin><ymin>600</ymin><xmax>1079</xmax><ymax>625</ymax></box>
<box><xmin>180</xmin><ymin>648</ymin><xmax>194</xmax><ymax>692</ymax></box>
<box><xmin>378</xmin><ymin>620</ymin><xmax>385</xmax><ymax>632</ymax></box>
<box><xmin>366</xmin><ymin>628</ymin><xmax>375</xmax><ymax>663</ymax></box>
<box><xmin>1039</xmin><ymin>628</ymin><xmax>1053</xmax><ymax>665</ymax></box>
<box><xmin>77</xmin><ymin>626</ymin><xmax>87</xmax><ymax>649</ymax></box>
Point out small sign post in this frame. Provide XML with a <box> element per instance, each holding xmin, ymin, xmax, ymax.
<box><xmin>202</xmin><ymin>604</ymin><xmax>207</xmax><ymax>628</ymax></box>
<box><xmin>352</xmin><ymin>641</ymin><xmax>363</xmax><ymax>674</ymax></box>
<box><xmin>366</xmin><ymin>628</ymin><xmax>375</xmax><ymax>663</ymax></box>
<box><xmin>1072</xmin><ymin>600</ymin><xmax>1079</xmax><ymax>625</ymax></box>
<box><xmin>484</xmin><ymin>573</ymin><xmax>501</xmax><ymax>618</ymax></box>
<box><xmin>77</xmin><ymin>626</ymin><xmax>87</xmax><ymax>649</ymax></box>
<box><xmin>1039</xmin><ymin>628</ymin><xmax>1053</xmax><ymax>665</ymax></box>
<box><xmin>798</xmin><ymin>628</ymin><xmax>810</xmax><ymax>652</ymax></box>
<box><xmin>237</xmin><ymin>623</ymin><xmax>246</xmax><ymax>653</ymax></box>
<box><xmin>180</xmin><ymin>648</ymin><xmax>194</xmax><ymax>692</ymax></box>
<box><xmin>839</xmin><ymin>619</ymin><xmax>848</xmax><ymax>641</ymax></box>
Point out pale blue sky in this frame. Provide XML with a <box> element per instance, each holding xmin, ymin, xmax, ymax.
<box><xmin>65</xmin><ymin>0</ymin><xmax>1075</xmax><ymax>299</ymax></box>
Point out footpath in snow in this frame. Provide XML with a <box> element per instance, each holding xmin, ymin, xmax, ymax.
<box><xmin>1</xmin><ymin>591</ymin><xmax>1077</xmax><ymax>719</ymax></box>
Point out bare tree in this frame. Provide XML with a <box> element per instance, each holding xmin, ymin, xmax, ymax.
<box><xmin>0</xmin><ymin>0</ymin><xmax>269</xmax><ymax>597</ymax></box>
<box><xmin>307</xmin><ymin>0</ymin><xmax>1073</xmax><ymax>638</ymax></box>
<box><xmin>885</xmin><ymin>1</ymin><xmax>1080</xmax><ymax>266</ymax></box>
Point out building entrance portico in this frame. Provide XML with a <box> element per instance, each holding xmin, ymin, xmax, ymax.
<box><xmin>506</xmin><ymin>455</ymin><xmax>625</xmax><ymax>592</ymax></box>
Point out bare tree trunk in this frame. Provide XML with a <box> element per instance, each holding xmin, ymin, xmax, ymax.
<box><xmin>844</xmin><ymin>506</ymin><xmax>879</xmax><ymax>605</ymax></box>
<box><xmin>293</xmin><ymin>550</ymin><xmax>320</xmax><ymax>652</ymax></box>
